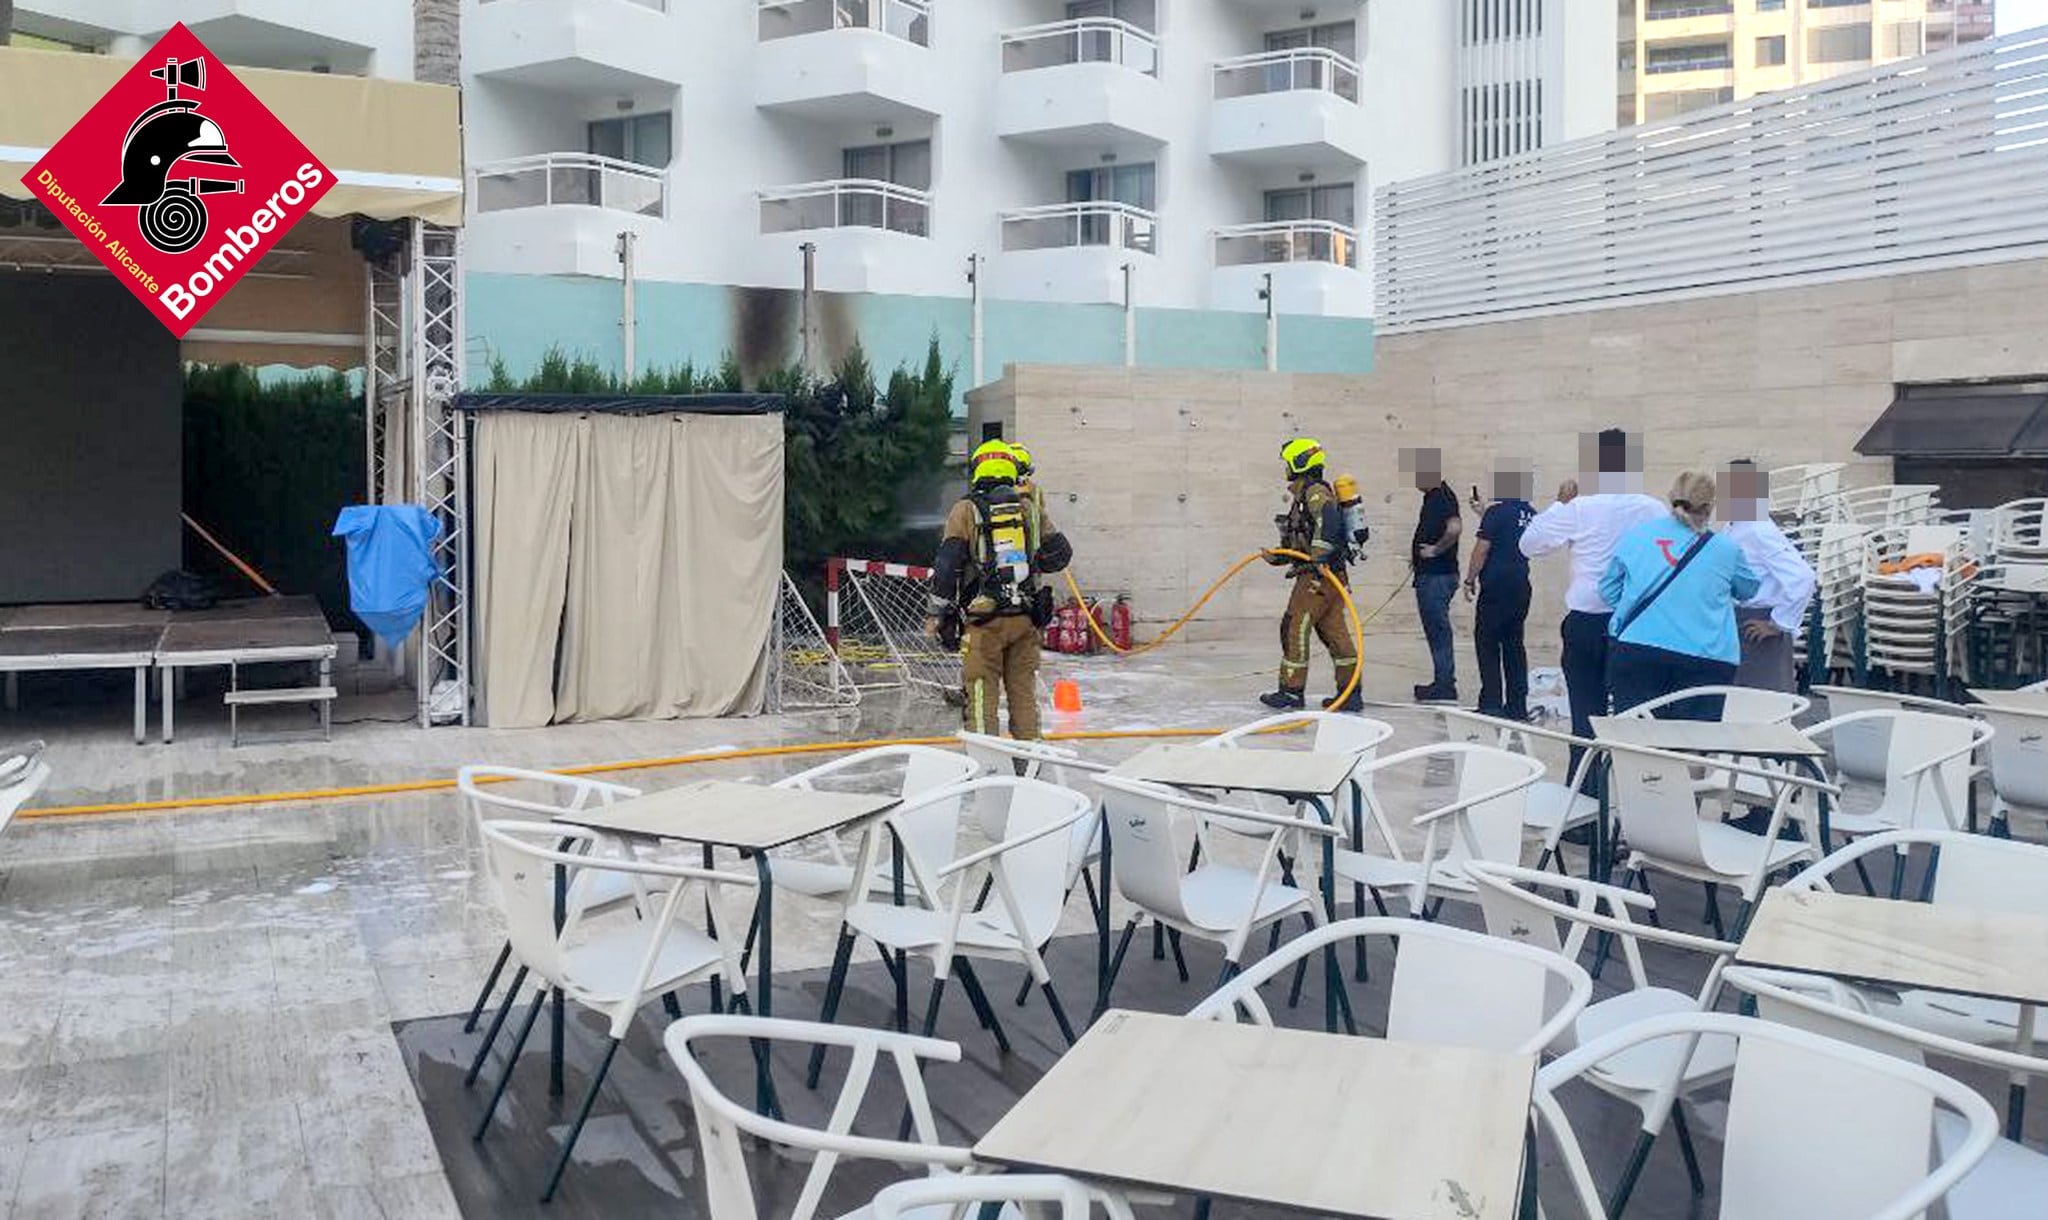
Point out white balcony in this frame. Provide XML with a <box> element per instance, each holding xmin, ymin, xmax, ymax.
<box><xmin>470</xmin><ymin>0</ymin><xmax>681</xmax><ymax>93</ymax></box>
<box><xmin>755</xmin><ymin>0</ymin><xmax>939</xmax><ymax>124</ymax></box>
<box><xmin>467</xmin><ymin>153</ymin><xmax>671</xmax><ymax>277</ymax></box>
<box><xmin>995</xmin><ymin>20</ymin><xmax>1168</xmax><ymax>150</ymax></box>
<box><xmin>757</xmin><ymin>178</ymin><xmax>932</xmax><ymax>293</ymax></box>
<box><xmin>1210</xmin><ymin>221</ymin><xmax>1369</xmax><ymax>317</ymax></box>
<box><xmin>132</xmin><ymin>0</ymin><xmax>388</xmax><ymax>73</ymax></box>
<box><xmin>993</xmin><ymin>202</ymin><xmax>1158</xmax><ymax>305</ymax></box>
<box><xmin>1209</xmin><ymin>48</ymin><xmax>1368</xmax><ymax>169</ymax></box>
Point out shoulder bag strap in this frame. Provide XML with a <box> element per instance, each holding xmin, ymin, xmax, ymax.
<box><xmin>1613</xmin><ymin>530</ymin><xmax>1715</xmax><ymax>639</ymax></box>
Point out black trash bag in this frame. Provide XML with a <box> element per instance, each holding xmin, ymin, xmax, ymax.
<box><xmin>140</xmin><ymin>569</ymin><xmax>220</xmax><ymax>611</ymax></box>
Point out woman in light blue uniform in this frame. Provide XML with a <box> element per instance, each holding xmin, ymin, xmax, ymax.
<box><xmin>1601</xmin><ymin>471</ymin><xmax>1760</xmax><ymax>721</ymax></box>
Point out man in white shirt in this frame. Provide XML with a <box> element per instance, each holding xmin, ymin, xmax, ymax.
<box><xmin>1519</xmin><ymin>429</ymin><xmax>1666</xmax><ymax>771</ymax></box>
<box><xmin>1720</xmin><ymin>459</ymin><xmax>1817</xmax><ymax>692</ymax></box>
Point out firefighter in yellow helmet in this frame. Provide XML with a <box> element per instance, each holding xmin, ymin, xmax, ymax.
<box><xmin>1264</xmin><ymin>437</ymin><xmax>1362</xmax><ymax>711</ymax></box>
<box><xmin>1010</xmin><ymin>441</ymin><xmax>1048</xmax><ymax>537</ymax></box>
<box><xmin>926</xmin><ymin>442</ymin><xmax>1073</xmax><ymax>738</ymax></box>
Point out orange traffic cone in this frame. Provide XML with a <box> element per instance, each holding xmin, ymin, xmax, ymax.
<box><xmin>1052</xmin><ymin>679</ymin><xmax>1083</xmax><ymax>713</ymax></box>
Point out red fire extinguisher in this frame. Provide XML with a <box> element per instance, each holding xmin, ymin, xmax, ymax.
<box><xmin>1109</xmin><ymin>595</ymin><xmax>1133</xmax><ymax>652</ymax></box>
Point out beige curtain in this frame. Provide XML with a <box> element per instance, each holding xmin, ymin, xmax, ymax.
<box><xmin>474</xmin><ymin>414</ymin><xmax>582</xmax><ymax>728</ymax></box>
<box><xmin>475</xmin><ymin>411</ymin><xmax>783</xmax><ymax>727</ymax></box>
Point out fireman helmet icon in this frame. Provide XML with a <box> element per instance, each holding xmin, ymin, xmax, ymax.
<box><xmin>100</xmin><ymin>57</ymin><xmax>244</xmax><ymax>255</ymax></box>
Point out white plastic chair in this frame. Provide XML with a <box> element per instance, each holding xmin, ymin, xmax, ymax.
<box><xmin>957</xmin><ymin>732</ymin><xmax>1108</xmax><ymax>915</ymax></box>
<box><xmin>1533</xmin><ymin>1012</ymin><xmax>1999</xmax><ymax>1220</ymax></box>
<box><xmin>455</xmin><ymin>765</ymin><xmax>660</xmax><ymax>1050</ymax></box>
<box><xmin>1465</xmin><ymin>861</ymin><xmax>1738</xmax><ymax>1205</ymax></box>
<box><xmin>1971</xmin><ymin>701</ymin><xmax>2048</xmax><ymax>837</ymax></box>
<box><xmin>869</xmin><ymin>1176</ymin><xmax>1136</xmax><ymax>1220</ymax></box>
<box><xmin>812</xmin><ymin>777</ymin><xmax>1092</xmax><ymax>1060</ymax></box>
<box><xmin>1800</xmin><ymin>709</ymin><xmax>1990</xmax><ymax>849</ymax></box>
<box><xmin>1616</xmin><ymin>684</ymin><xmax>1810</xmax><ymax>725</ymax></box>
<box><xmin>1094</xmin><ymin>773</ymin><xmax>1338</xmax><ymax>999</ymax></box>
<box><xmin>1811</xmin><ymin>685</ymin><xmax>1974</xmax><ymax>780</ymax></box>
<box><xmin>1781</xmin><ymin>829</ymin><xmax>2048</xmax><ymax>1051</ymax></box>
<box><xmin>471</xmin><ymin>820</ymin><xmax>754</xmax><ymax>1201</ymax></box>
<box><xmin>1186</xmin><ymin>915</ymin><xmax>1590</xmax><ymax>1058</ymax></box>
<box><xmin>1724</xmin><ymin>964</ymin><xmax>2048</xmax><ymax>1220</ymax></box>
<box><xmin>0</xmin><ymin>744</ymin><xmax>49</xmax><ymax>840</ymax></box>
<box><xmin>1439</xmin><ymin>709</ymin><xmax>1605</xmax><ymax>877</ymax></box>
<box><xmin>666</xmin><ymin>1014</ymin><xmax>972</xmax><ymax>1220</ymax></box>
<box><xmin>1604</xmin><ymin>739</ymin><xmax>1830</xmax><ymax>932</ymax></box>
<box><xmin>1333</xmin><ymin>741</ymin><xmax>1545</xmax><ymax>917</ymax></box>
<box><xmin>769</xmin><ymin>745</ymin><xmax>982</xmax><ymax>904</ymax></box>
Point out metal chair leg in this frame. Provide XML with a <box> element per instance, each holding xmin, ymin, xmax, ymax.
<box><xmin>1167</xmin><ymin>929</ymin><xmax>1190</xmax><ymax>983</ymax></box>
<box><xmin>539</xmin><ymin>1037</ymin><xmax>621</xmax><ymax>1202</ymax></box>
<box><xmin>806</xmin><ymin>927</ymin><xmax>857</xmax><ymax>1089</ymax></box>
<box><xmin>464</xmin><ymin>943</ymin><xmax>511</xmax><ymax>1034</ymax></box>
<box><xmin>1670</xmin><ymin>1102</ymin><xmax>1706</xmax><ymax>1197</ymax></box>
<box><xmin>955</xmin><ymin>959</ymin><xmax>1011</xmax><ymax>1054</ymax></box>
<box><xmin>473</xmin><ymin>987</ymin><xmax>546</xmax><ymax>1140</ymax></box>
<box><xmin>466</xmin><ymin>965</ymin><xmax>529</xmax><ymax>1088</ymax></box>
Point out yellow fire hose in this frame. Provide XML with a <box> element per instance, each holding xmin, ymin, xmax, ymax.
<box><xmin>1063</xmin><ymin>548</ymin><xmax>1405</xmax><ymax>712</ymax></box>
<box><xmin>25</xmin><ymin>552</ymin><xmax>1401</xmax><ymax>821</ymax></box>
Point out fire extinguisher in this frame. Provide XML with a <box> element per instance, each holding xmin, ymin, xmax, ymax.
<box><xmin>1109</xmin><ymin>595</ymin><xmax>1133</xmax><ymax>652</ymax></box>
<box><xmin>1048</xmin><ymin>601</ymin><xmax>1083</xmax><ymax>654</ymax></box>
<box><xmin>1087</xmin><ymin>601</ymin><xmax>1111</xmax><ymax>655</ymax></box>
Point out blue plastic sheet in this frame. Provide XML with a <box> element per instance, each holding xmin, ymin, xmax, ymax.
<box><xmin>332</xmin><ymin>505</ymin><xmax>441</xmax><ymax>647</ymax></box>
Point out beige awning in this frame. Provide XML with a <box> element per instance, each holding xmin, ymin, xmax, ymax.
<box><xmin>0</xmin><ymin>46</ymin><xmax>464</xmax><ymax>226</ymax></box>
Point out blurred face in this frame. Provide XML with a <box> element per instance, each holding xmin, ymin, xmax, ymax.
<box><xmin>1719</xmin><ymin>464</ymin><xmax>1770</xmax><ymax>521</ymax></box>
<box><xmin>1492</xmin><ymin>467</ymin><xmax>1533</xmax><ymax>501</ymax></box>
<box><xmin>1577</xmin><ymin>432</ymin><xmax>1644</xmax><ymax>492</ymax></box>
<box><xmin>1401</xmin><ymin>447</ymin><xmax>1441</xmax><ymax>492</ymax></box>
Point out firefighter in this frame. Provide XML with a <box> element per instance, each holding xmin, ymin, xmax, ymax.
<box><xmin>926</xmin><ymin>442</ymin><xmax>1073</xmax><ymax>738</ymax></box>
<box><xmin>1010</xmin><ymin>440</ymin><xmax>1048</xmax><ymax>537</ymax></box>
<box><xmin>1263</xmin><ymin>437</ymin><xmax>1362</xmax><ymax>712</ymax></box>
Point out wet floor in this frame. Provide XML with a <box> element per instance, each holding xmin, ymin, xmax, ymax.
<box><xmin>0</xmin><ymin>633</ymin><xmax>2039</xmax><ymax>1216</ymax></box>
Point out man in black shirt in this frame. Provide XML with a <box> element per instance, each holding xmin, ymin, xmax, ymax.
<box><xmin>1406</xmin><ymin>448</ymin><xmax>1461</xmax><ymax>702</ymax></box>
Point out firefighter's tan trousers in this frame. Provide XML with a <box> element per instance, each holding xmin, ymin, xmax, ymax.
<box><xmin>962</xmin><ymin>613</ymin><xmax>1043</xmax><ymax>740</ymax></box>
<box><xmin>1278</xmin><ymin>572</ymin><xmax>1358</xmax><ymax>694</ymax></box>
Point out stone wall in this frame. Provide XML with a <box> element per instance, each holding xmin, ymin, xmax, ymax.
<box><xmin>966</xmin><ymin>257</ymin><xmax>2048</xmax><ymax>656</ymax></box>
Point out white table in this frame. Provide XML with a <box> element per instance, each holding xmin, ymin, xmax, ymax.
<box><xmin>1739</xmin><ymin>888</ymin><xmax>2048</xmax><ymax>1137</ymax></box>
<box><xmin>975</xmin><ymin>1009</ymin><xmax>1537</xmax><ymax>1219</ymax></box>
<box><xmin>556</xmin><ymin>778</ymin><xmax>899</xmax><ymax>1109</ymax></box>
<box><xmin>1591</xmin><ymin>715</ymin><xmax>1825</xmax><ymax>760</ymax></box>
<box><xmin>1109</xmin><ymin>743</ymin><xmax>1361</xmax><ymax>1032</ymax></box>
<box><xmin>1968</xmin><ymin>687</ymin><xmax>2048</xmax><ymax>715</ymax></box>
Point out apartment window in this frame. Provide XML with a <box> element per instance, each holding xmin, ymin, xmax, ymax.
<box><xmin>1265</xmin><ymin>22</ymin><xmax>1357</xmax><ymax>59</ymax></box>
<box><xmin>1645</xmin><ymin>40</ymin><xmax>1733</xmax><ymax>73</ymax></box>
<box><xmin>1758</xmin><ymin>0</ymin><xmax>1786</xmax><ymax>10</ymax></box>
<box><xmin>1807</xmin><ymin>0</ymin><xmax>1865</xmax><ymax>8</ymax></box>
<box><xmin>1644</xmin><ymin>86</ymin><xmax>1734</xmax><ymax>119</ymax></box>
<box><xmin>1461</xmin><ymin>79</ymin><xmax>1545</xmax><ymax>165</ymax></box>
<box><xmin>1756</xmin><ymin>34</ymin><xmax>1786</xmax><ymax>66</ymax></box>
<box><xmin>1882</xmin><ymin>21</ymin><xmax>1924</xmax><ymax>58</ymax></box>
<box><xmin>1261</xmin><ymin>22</ymin><xmax>1359</xmax><ymax>97</ymax></box>
<box><xmin>1066</xmin><ymin>163</ymin><xmax>1156</xmax><ymax>211</ymax></box>
<box><xmin>587</xmin><ymin>113</ymin><xmax>672</xmax><ymax>168</ymax></box>
<box><xmin>1461</xmin><ymin>0</ymin><xmax>1542</xmax><ymax>45</ymax></box>
<box><xmin>1066</xmin><ymin>163</ymin><xmax>1157</xmax><ymax>249</ymax></box>
<box><xmin>1067</xmin><ymin>0</ymin><xmax>1156</xmax><ymax>31</ymax></box>
<box><xmin>1264</xmin><ymin>184</ymin><xmax>1355</xmax><ymax>227</ymax></box>
<box><xmin>843</xmin><ymin>139</ymin><xmax>931</xmax><ymax>190</ymax></box>
<box><xmin>1807</xmin><ymin>24</ymin><xmax>1873</xmax><ymax>63</ymax></box>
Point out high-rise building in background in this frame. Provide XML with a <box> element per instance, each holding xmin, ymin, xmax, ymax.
<box><xmin>9</xmin><ymin>0</ymin><xmax>1615</xmax><ymax>391</ymax></box>
<box><xmin>1618</xmin><ymin>0</ymin><xmax>1996</xmax><ymax>128</ymax></box>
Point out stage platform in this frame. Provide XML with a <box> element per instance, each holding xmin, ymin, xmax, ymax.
<box><xmin>0</xmin><ymin>597</ymin><xmax>336</xmax><ymax>744</ymax></box>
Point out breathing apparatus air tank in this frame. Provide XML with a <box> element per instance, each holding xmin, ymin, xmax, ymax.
<box><xmin>1333</xmin><ymin>474</ymin><xmax>1370</xmax><ymax>553</ymax></box>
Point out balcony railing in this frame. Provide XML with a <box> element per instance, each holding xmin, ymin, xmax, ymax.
<box><xmin>1213</xmin><ymin>220</ymin><xmax>1359</xmax><ymax>269</ymax></box>
<box><xmin>1000</xmin><ymin>18</ymin><xmax>1159</xmax><ymax>76</ymax></box>
<box><xmin>1645</xmin><ymin>53</ymin><xmax>1734</xmax><ymax>74</ymax></box>
<box><xmin>1000</xmin><ymin>202</ymin><xmax>1158</xmax><ymax>255</ymax></box>
<box><xmin>473</xmin><ymin>153</ymin><xmax>667</xmax><ymax>217</ymax></box>
<box><xmin>759</xmin><ymin>179</ymin><xmax>931</xmax><ymax>236</ymax></box>
<box><xmin>1212</xmin><ymin>48</ymin><xmax>1361</xmax><ymax>103</ymax></box>
<box><xmin>758</xmin><ymin>0</ymin><xmax>930</xmax><ymax>46</ymax></box>
<box><xmin>1645</xmin><ymin>2</ymin><xmax>1734</xmax><ymax>19</ymax></box>
<box><xmin>482</xmin><ymin>0</ymin><xmax>666</xmax><ymax>6</ymax></box>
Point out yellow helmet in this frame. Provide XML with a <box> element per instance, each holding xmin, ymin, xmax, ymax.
<box><xmin>1281</xmin><ymin>436</ymin><xmax>1326</xmax><ymax>477</ymax></box>
<box><xmin>1009</xmin><ymin>442</ymin><xmax>1034</xmax><ymax>477</ymax></box>
<box><xmin>971</xmin><ymin>439</ymin><xmax>1019</xmax><ymax>485</ymax></box>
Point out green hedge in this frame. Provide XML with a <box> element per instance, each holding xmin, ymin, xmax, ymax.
<box><xmin>182</xmin><ymin>365</ymin><xmax>363</xmax><ymax>631</ymax></box>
